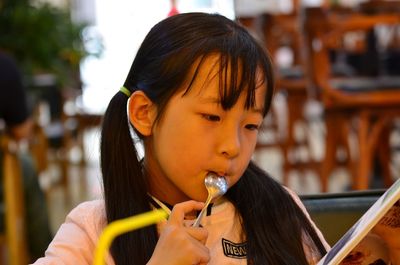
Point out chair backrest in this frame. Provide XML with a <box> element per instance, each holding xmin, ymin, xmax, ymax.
<box><xmin>261</xmin><ymin>0</ymin><xmax>305</xmax><ymax>72</ymax></box>
<box><xmin>0</xmin><ymin>135</ymin><xmax>29</xmax><ymax>265</ymax></box>
<box><xmin>303</xmin><ymin>7</ymin><xmax>400</xmax><ymax>104</ymax></box>
<box><xmin>301</xmin><ymin>189</ymin><xmax>383</xmax><ymax>246</ymax></box>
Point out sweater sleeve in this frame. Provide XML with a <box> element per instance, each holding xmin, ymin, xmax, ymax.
<box><xmin>31</xmin><ymin>200</ymin><xmax>111</xmax><ymax>265</ymax></box>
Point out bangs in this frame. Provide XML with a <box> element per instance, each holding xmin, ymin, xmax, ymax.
<box><xmin>135</xmin><ymin>12</ymin><xmax>275</xmax><ymax>124</ymax></box>
<box><xmin>182</xmin><ymin>52</ymin><xmax>273</xmax><ymax>116</ymax></box>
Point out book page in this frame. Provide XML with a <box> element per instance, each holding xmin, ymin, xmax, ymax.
<box><xmin>318</xmin><ymin>179</ymin><xmax>400</xmax><ymax>265</ymax></box>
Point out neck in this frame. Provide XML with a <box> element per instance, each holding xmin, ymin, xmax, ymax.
<box><xmin>143</xmin><ymin>156</ymin><xmax>190</xmax><ymax>206</ymax></box>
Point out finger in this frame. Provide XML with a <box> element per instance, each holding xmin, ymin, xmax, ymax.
<box><xmin>194</xmin><ymin>243</ymin><xmax>210</xmax><ymax>265</ymax></box>
<box><xmin>183</xmin><ymin>219</ymin><xmax>195</xmax><ymax>227</ymax></box>
<box><xmin>169</xmin><ymin>201</ymin><xmax>205</xmax><ymax>225</ymax></box>
<box><xmin>186</xmin><ymin>226</ymin><xmax>208</xmax><ymax>244</ymax></box>
<box><xmin>186</xmin><ymin>236</ymin><xmax>210</xmax><ymax>264</ymax></box>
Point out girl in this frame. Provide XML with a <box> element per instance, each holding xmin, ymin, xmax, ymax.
<box><xmin>33</xmin><ymin>12</ymin><xmax>329</xmax><ymax>265</ymax></box>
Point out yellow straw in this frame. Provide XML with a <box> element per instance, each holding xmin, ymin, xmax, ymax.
<box><xmin>93</xmin><ymin>209</ymin><xmax>168</xmax><ymax>265</ymax></box>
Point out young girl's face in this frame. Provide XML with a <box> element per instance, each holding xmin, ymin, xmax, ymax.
<box><xmin>144</xmin><ymin>55</ymin><xmax>267</xmax><ymax>205</ymax></box>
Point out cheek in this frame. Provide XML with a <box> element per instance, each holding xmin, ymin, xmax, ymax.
<box><xmin>154</xmin><ymin>118</ymin><xmax>209</xmax><ymax>174</ymax></box>
<box><xmin>242</xmin><ymin>131</ymin><xmax>258</xmax><ymax>155</ymax></box>
<box><xmin>158</xmin><ymin>121</ymin><xmax>200</xmax><ymax>155</ymax></box>
<box><xmin>223</xmin><ymin>134</ymin><xmax>257</xmax><ymax>188</ymax></box>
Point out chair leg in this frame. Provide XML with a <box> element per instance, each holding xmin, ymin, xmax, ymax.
<box><xmin>321</xmin><ymin>110</ymin><xmax>355</xmax><ymax>192</ymax></box>
<box><xmin>320</xmin><ymin>113</ymin><xmax>339</xmax><ymax>192</ymax></box>
<box><xmin>2</xmin><ymin>138</ymin><xmax>29</xmax><ymax>265</ymax></box>
<box><xmin>321</xmin><ymin>126</ymin><xmax>333</xmax><ymax>191</ymax></box>
<box><xmin>281</xmin><ymin>90</ymin><xmax>312</xmax><ymax>187</ymax></box>
<box><xmin>354</xmin><ymin>114</ymin><xmax>372</xmax><ymax>190</ymax></box>
<box><xmin>353</xmin><ymin>113</ymin><xmax>389</xmax><ymax>190</ymax></box>
<box><xmin>282</xmin><ymin>99</ymin><xmax>297</xmax><ymax>187</ymax></box>
<box><xmin>377</xmin><ymin>123</ymin><xmax>394</xmax><ymax>188</ymax></box>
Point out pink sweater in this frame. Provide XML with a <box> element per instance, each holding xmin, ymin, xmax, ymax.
<box><xmin>33</xmin><ymin>193</ymin><xmax>329</xmax><ymax>265</ymax></box>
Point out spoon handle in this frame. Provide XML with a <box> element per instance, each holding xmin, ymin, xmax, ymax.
<box><xmin>192</xmin><ymin>195</ymin><xmax>212</xmax><ymax>227</ymax></box>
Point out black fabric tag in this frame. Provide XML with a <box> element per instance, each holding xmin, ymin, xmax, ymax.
<box><xmin>222</xmin><ymin>238</ymin><xmax>247</xmax><ymax>259</ymax></box>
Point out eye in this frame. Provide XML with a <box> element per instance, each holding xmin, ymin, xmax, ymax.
<box><xmin>245</xmin><ymin>124</ymin><xmax>260</xmax><ymax>131</ymax></box>
<box><xmin>202</xmin><ymin>114</ymin><xmax>220</xmax><ymax>122</ymax></box>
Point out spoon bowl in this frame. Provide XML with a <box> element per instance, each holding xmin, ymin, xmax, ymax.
<box><xmin>192</xmin><ymin>173</ymin><xmax>228</xmax><ymax>227</ymax></box>
<box><xmin>204</xmin><ymin>175</ymin><xmax>228</xmax><ymax>197</ymax></box>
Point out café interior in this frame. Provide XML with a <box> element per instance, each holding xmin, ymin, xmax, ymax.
<box><xmin>1</xmin><ymin>0</ymin><xmax>400</xmax><ymax>264</ymax></box>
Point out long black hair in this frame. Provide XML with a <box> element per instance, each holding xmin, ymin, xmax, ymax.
<box><xmin>100</xmin><ymin>12</ymin><xmax>327</xmax><ymax>265</ymax></box>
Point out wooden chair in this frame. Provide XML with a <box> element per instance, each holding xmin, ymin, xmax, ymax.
<box><xmin>0</xmin><ymin>135</ymin><xmax>29</xmax><ymax>265</ymax></box>
<box><xmin>261</xmin><ymin>0</ymin><xmax>304</xmax><ymax>67</ymax></box>
<box><xmin>30</xmin><ymin>86</ymin><xmax>103</xmax><ymax>205</ymax></box>
<box><xmin>235</xmin><ymin>16</ymin><xmax>284</xmax><ymax>166</ymax></box>
<box><xmin>303</xmin><ymin>7</ymin><xmax>400</xmax><ymax>190</ymax></box>
<box><xmin>257</xmin><ymin>1</ymin><xmax>322</xmax><ymax>187</ymax></box>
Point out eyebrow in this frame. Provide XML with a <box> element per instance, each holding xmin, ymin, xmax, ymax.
<box><xmin>199</xmin><ymin>97</ymin><xmax>264</xmax><ymax>115</ymax></box>
<box><xmin>199</xmin><ymin>97</ymin><xmax>220</xmax><ymax>104</ymax></box>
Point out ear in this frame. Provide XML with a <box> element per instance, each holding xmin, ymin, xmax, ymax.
<box><xmin>128</xmin><ymin>91</ymin><xmax>157</xmax><ymax>136</ymax></box>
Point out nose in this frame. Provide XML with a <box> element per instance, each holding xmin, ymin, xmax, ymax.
<box><xmin>218</xmin><ymin>127</ymin><xmax>241</xmax><ymax>159</ymax></box>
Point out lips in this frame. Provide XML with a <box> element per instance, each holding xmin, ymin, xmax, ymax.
<box><xmin>208</xmin><ymin>170</ymin><xmax>225</xmax><ymax>178</ymax></box>
<box><xmin>207</xmin><ymin>171</ymin><xmax>230</xmax><ymax>187</ymax></box>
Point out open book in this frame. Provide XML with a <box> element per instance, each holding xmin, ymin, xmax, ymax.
<box><xmin>318</xmin><ymin>178</ymin><xmax>400</xmax><ymax>265</ymax></box>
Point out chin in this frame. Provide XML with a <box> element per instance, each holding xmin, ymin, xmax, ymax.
<box><xmin>188</xmin><ymin>193</ymin><xmax>208</xmax><ymax>203</ymax></box>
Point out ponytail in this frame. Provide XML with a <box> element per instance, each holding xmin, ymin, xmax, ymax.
<box><xmin>100</xmin><ymin>91</ymin><xmax>157</xmax><ymax>265</ymax></box>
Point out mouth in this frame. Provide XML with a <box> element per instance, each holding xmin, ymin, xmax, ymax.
<box><xmin>207</xmin><ymin>171</ymin><xmax>225</xmax><ymax>178</ymax></box>
<box><xmin>204</xmin><ymin>172</ymin><xmax>229</xmax><ymax>197</ymax></box>
<box><xmin>206</xmin><ymin>171</ymin><xmax>229</xmax><ymax>187</ymax></box>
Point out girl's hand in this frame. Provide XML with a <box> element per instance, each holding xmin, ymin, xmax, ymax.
<box><xmin>147</xmin><ymin>201</ymin><xmax>210</xmax><ymax>265</ymax></box>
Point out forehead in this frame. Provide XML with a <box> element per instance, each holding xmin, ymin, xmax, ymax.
<box><xmin>181</xmin><ymin>54</ymin><xmax>267</xmax><ymax>108</ymax></box>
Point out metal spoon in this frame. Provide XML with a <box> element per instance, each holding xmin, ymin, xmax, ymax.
<box><xmin>192</xmin><ymin>173</ymin><xmax>228</xmax><ymax>227</ymax></box>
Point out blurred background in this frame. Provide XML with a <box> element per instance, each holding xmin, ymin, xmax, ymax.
<box><xmin>1</xmin><ymin>0</ymin><xmax>400</xmax><ymax>263</ymax></box>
